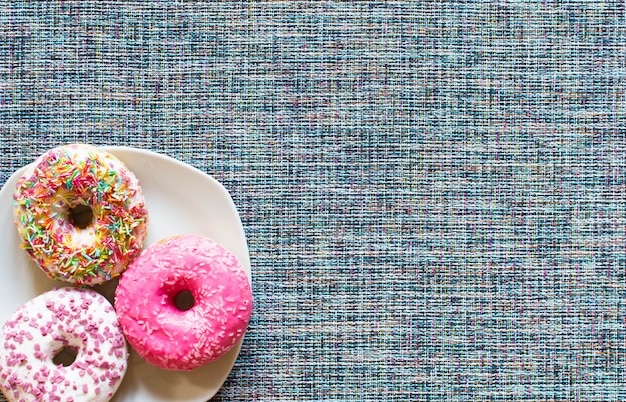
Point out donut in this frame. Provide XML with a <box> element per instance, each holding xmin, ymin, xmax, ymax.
<box><xmin>13</xmin><ymin>144</ymin><xmax>149</xmax><ymax>286</ymax></box>
<box><xmin>115</xmin><ymin>235</ymin><xmax>253</xmax><ymax>371</ymax></box>
<box><xmin>0</xmin><ymin>287</ymin><xmax>128</xmax><ymax>402</ymax></box>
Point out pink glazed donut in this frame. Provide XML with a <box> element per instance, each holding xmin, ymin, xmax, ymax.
<box><xmin>0</xmin><ymin>287</ymin><xmax>128</xmax><ymax>402</ymax></box>
<box><xmin>114</xmin><ymin>235</ymin><xmax>253</xmax><ymax>371</ymax></box>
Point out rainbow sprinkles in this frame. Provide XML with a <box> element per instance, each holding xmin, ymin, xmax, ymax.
<box><xmin>13</xmin><ymin>144</ymin><xmax>149</xmax><ymax>286</ymax></box>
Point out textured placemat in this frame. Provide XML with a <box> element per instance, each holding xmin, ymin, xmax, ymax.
<box><xmin>1</xmin><ymin>1</ymin><xmax>626</xmax><ymax>401</ymax></box>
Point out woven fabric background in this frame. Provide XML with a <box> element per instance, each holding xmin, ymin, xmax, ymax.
<box><xmin>1</xmin><ymin>1</ymin><xmax>626</xmax><ymax>401</ymax></box>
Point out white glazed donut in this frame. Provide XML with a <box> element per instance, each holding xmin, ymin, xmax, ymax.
<box><xmin>13</xmin><ymin>144</ymin><xmax>149</xmax><ymax>286</ymax></box>
<box><xmin>0</xmin><ymin>288</ymin><xmax>128</xmax><ymax>402</ymax></box>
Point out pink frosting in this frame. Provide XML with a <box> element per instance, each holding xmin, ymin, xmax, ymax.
<box><xmin>114</xmin><ymin>235</ymin><xmax>253</xmax><ymax>371</ymax></box>
<box><xmin>0</xmin><ymin>287</ymin><xmax>128</xmax><ymax>402</ymax></box>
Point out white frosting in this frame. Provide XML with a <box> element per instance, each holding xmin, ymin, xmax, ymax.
<box><xmin>13</xmin><ymin>144</ymin><xmax>149</xmax><ymax>285</ymax></box>
<box><xmin>0</xmin><ymin>288</ymin><xmax>128</xmax><ymax>401</ymax></box>
<box><xmin>15</xmin><ymin>145</ymin><xmax>145</xmax><ymax>248</ymax></box>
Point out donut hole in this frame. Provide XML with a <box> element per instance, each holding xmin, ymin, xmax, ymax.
<box><xmin>68</xmin><ymin>204</ymin><xmax>93</xmax><ymax>229</ymax></box>
<box><xmin>52</xmin><ymin>345</ymin><xmax>78</xmax><ymax>367</ymax></box>
<box><xmin>173</xmin><ymin>289</ymin><xmax>195</xmax><ymax>311</ymax></box>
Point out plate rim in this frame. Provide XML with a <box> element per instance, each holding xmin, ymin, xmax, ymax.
<box><xmin>100</xmin><ymin>145</ymin><xmax>252</xmax><ymax>279</ymax></box>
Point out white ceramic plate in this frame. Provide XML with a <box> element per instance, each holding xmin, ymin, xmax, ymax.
<box><xmin>0</xmin><ymin>146</ymin><xmax>251</xmax><ymax>402</ymax></box>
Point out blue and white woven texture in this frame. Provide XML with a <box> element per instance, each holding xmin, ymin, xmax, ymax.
<box><xmin>1</xmin><ymin>2</ymin><xmax>626</xmax><ymax>401</ymax></box>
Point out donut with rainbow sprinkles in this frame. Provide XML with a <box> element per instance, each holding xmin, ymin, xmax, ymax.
<box><xmin>13</xmin><ymin>144</ymin><xmax>148</xmax><ymax>286</ymax></box>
